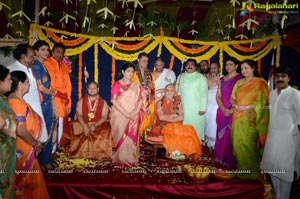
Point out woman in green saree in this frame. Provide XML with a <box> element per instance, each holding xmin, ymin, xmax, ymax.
<box><xmin>0</xmin><ymin>65</ymin><xmax>16</xmax><ymax>199</ymax></box>
<box><xmin>230</xmin><ymin>60</ymin><xmax>269</xmax><ymax>179</ymax></box>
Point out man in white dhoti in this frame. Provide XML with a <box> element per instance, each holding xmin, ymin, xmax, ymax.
<box><xmin>205</xmin><ymin>62</ymin><xmax>220</xmax><ymax>154</ymax></box>
<box><xmin>153</xmin><ymin>57</ymin><xmax>176</xmax><ymax>98</ymax></box>
<box><xmin>8</xmin><ymin>43</ymin><xmax>48</xmax><ymax>142</ymax></box>
<box><xmin>176</xmin><ymin>58</ymin><xmax>208</xmax><ymax>141</ymax></box>
<box><xmin>261</xmin><ymin>66</ymin><xmax>300</xmax><ymax>199</ymax></box>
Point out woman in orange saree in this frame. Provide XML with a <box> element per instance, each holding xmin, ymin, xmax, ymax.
<box><xmin>110</xmin><ymin>63</ymin><xmax>145</xmax><ymax>166</ymax></box>
<box><xmin>231</xmin><ymin>60</ymin><xmax>269</xmax><ymax>180</ymax></box>
<box><xmin>8</xmin><ymin>71</ymin><xmax>50</xmax><ymax>199</ymax></box>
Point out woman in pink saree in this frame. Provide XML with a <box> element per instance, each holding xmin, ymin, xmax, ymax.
<box><xmin>110</xmin><ymin>63</ymin><xmax>145</xmax><ymax>166</ymax></box>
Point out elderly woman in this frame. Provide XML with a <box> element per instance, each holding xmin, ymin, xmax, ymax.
<box><xmin>8</xmin><ymin>71</ymin><xmax>50</xmax><ymax>198</ymax></box>
<box><xmin>0</xmin><ymin>65</ymin><xmax>15</xmax><ymax>199</ymax></box>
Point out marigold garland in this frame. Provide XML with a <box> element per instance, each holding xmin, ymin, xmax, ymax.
<box><xmin>257</xmin><ymin>59</ymin><xmax>261</xmax><ymax>75</ymax></box>
<box><xmin>45</xmin><ymin>30</ymin><xmax>87</xmax><ymax>46</ymax></box>
<box><xmin>219</xmin><ymin>48</ymin><xmax>223</xmax><ymax>75</ymax></box>
<box><xmin>107</xmin><ymin>39</ymin><xmax>151</xmax><ymax>51</ymax></box>
<box><xmin>173</xmin><ymin>41</ymin><xmax>210</xmax><ymax>54</ymax></box>
<box><xmin>78</xmin><ymin>53</ymin><xmax>83</xmax><ymax>99</ymax></box>
<box><xmin>99</xmin><ymin>39</ymin><xmax>159</xmax><ymax>61</ymax></box>
<box><xmin>111</xmin><ymin>57</ymin><xmax>116</xmax><ymax>86</ymax></box>
<box><xmin>231</xmin><ymin>40</ymin><xmax>268</xmax><ymax>53</ymax></box>
<box><xmin>169</xmin><ymin>55</ymin><xmax>175</xmax><ymax>70</ymax></box>
<box><xmin>94</xmin><ymin>43</ymin><xmax>99</xmax><ymax>83</ymax></box>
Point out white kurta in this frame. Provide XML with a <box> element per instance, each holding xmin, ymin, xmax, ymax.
<box><xmin>155</xmin><ymin>69</ymin><xmax>176</xmax><ymax>96</ymax></box>
<box><xmin>205</xmin><ymin>85</ymin><xmax>218</xmax><ymax>148</ymax></box>
<box><xmin>261</xmin><ymin>86</ymin><xmax>300</xmax><ymax>182</ymax></box>
<box><xmin>176</xmin><ymin>72</ymin><xmax>208</xmax><ymax>141</ymax></box>
<box><xmin>8</xmin><ymin>61</ymin><xmax>48</xmax><ymax>142</ymax></box>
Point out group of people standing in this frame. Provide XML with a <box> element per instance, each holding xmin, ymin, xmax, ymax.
<box><xmin>200</xmin><ymin>57</ymin><xmax>300</xmax><ymax>199</ymax></box>
<box><xmin>0</xmin><ymin>40</ymin><xmax>299</xmax><ymax>199</ymax></box>
<box><xmin>0</xmin><ymin>41</ymin><xmax>71</xmax><ymax>198</ymax></box>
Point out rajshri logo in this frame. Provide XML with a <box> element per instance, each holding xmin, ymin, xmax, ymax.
<box><xmin>240</xmin><ymin>1</ymin><xmax>299</xmax><ymax>16</ymax></box>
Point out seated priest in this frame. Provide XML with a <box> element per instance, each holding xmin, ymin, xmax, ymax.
<box><xmin>148</xmin><ymin>83</ymin><xmax>202</xmax><ymax>160</ymax></box>
<box><xmin>69</xmin><ymin>81</ymin><xmax>112</xmax><ymax>160</ymax></box>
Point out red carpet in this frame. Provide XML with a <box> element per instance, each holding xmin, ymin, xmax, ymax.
<box><xmin>44</xmin><ymin>145</ymin><xmax>267</xmax><ymax>199</ymax></box>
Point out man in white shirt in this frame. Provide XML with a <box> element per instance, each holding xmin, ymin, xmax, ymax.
<box><xmin>153</xmin><ymin>57</ymin><xmax>176</xmax><ymax>98</ymax></box>
<box><xmin>8</xmin><ymin>43</ymin><xmax>48</xmax><ymax>142</ymax></box>
<box><xmin>261</xmin><ymin>66</ymin><xmax>300</xmax><ymax>199</ymax></box>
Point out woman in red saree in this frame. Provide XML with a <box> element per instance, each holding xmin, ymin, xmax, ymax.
<box><xmin>110</xmin><ymin>63</ymin><xmax>145</xmax><ymax>166</ymax></box>
<box><xmin>8</xmin><ymin>71</ymin><xmax>50</xmax><ymax>199</ymax></box>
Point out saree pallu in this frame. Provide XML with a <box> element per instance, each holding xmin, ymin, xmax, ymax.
<box><xmin>0</xmin><ymin>97</ymin><xmax>16</xmax><ymax>199</ymax></box>
<box><xmin>8</xmin><ymin>98</ymin><xmax>50</xmax><ymax>199</ymax></box>
<box><xmin>33</xmin><ymin>60</ymin><xmax>57</xmax><ymax>166</ymax></box>
<box><xmin>110</xmin><ymin>81</ymin><xmax>144</xmax><ymax>166</ymax></box>
<box><xmin>214</xmin><ymin>74</ymin><xmax>242</xmax><ymax>168</ymax></box>
<box><xmin>162</xmin><ymin>123</ymin><xmax>202</xmax><ymax>160</ymax></box>
<box><xmin>231</xmin><ymin>78</ymin><xmax>269</xmax><ymax>179</ymax></box>
<box><xmin>69</xmin><ymin>121</ymin><xmax>112</xmax><ymax>160</ymax></box>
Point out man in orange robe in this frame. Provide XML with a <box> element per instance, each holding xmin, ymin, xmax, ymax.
<box><xmin>69</xmin><ymin>82</ymin><xmax>111</xmax><ymax>160</ymax></box>
<box><xmin>148</xmin><ymin>84</ymin><xmax>202</xmax><ymax>160</ymax></box>
<box><xmin>44</xmin><ymin>43</ymin><xmax>72</xmax><ymax>151</ymax></box>
<box><xmin>132</xmin><ymin>52</ymin><xmax>155</xmax><ymax>136</ymax></box>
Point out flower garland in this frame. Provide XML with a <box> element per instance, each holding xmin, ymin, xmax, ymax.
<box><xmin>111</xmin><ymin>57</ymin><xmax>116</xmax><ymax>86</ymax></box>
<box><xmin>45</xmin><ymin>30</ymin><xmax>87</xmax><ymax>46</ymax></box>
<box><xmin>173</xmin><ymin>41</ymin><xmax>210</xmax><ymax>54</ymax></box>
<box><xmin>99</xmin><ymin>39</ymin><xmax>159</xmax><ymax>61</ymax></box>
<box><xmin>231</xmin><ymin>40</ymin><xmax>268</xmax><ymax>53</ymax></box>
<box><xmin>31</xmin><ymin>24</ymin><xmax>280</xmax><ymax>65</ymax></box>
<box><xmin>94</xmin><ymin>43</ymin><xmax>99</xmax><ymax>83</ymax></box>
<box><xmin>78</xmin><ymin>53</ymin><xmax>83</xmax><ymax>99</ymax></box>
<box><xmin>219</xmin><ymin>47</ymin><xmax>223</xmax><ymax>75</ymax></box>
<box><xmin>257</xmin><ymin>59</ymin><xmax>261</xmax><ymax>75</ymax></box>
<box><xmin>169</xmin><ymin>55</ymin><xmax>175</xmax><ymax>70</ymax></box>
<box><xmin>107</xmin><ymin>39</ymin><xmax>151</xmax><ymax>51</ymax></box>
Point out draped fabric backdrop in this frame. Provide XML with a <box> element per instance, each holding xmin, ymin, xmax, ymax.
<box><xmin>29</xmin><ymin>24</ymin><xmax>281</xmax><ymax>119</ymax></box>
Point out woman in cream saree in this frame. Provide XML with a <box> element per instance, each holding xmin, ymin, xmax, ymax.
<box><xmin>111</xmin><ymin>63</ymin><xmax>144</xmax><ymax>166</ymax></box>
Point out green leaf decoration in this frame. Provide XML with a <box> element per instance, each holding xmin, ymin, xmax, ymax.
<box><xmin>96</xmin><ymin>7</ymin><xmax>114</xmax><ymax>20</ymax></box>
<box><xmin>0</xmin><ymin>2</ymin><xmax>11</xmax><ymax>12</ymax></box>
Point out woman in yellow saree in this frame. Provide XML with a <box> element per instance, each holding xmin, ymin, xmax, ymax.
<box><xmin>8</xmin><ymin>71</ymin><xmax>50</xmax><ymax>199</ymax></box>
<box><xmin>111</xmin><ymin>63</ymin><xmax>145</xmax><ymax>166</ymax></box>
<box><xmin>231</xmin><ymin>60</ymin><xmax>269</xmax><ymax>179</ymax></box>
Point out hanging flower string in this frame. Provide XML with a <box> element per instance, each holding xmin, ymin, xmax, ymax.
<box><xmin>94</xmin><ymin>43</ymin><xmax>99</xmax><ymax>83</ymax></box>
<box><xmin>78</xmin><ymin>53</ymin><xmax>83</xmax><ymax>99</ymax></box>
<box><xmin>169</xmin><ymin>55</ymin><xmax>175</xmax><ymax>70</ymax></box>
<box><xmin>111</xmin><ymin>57</ymin><xmax>116</xmax><ymax>86</ymax></box>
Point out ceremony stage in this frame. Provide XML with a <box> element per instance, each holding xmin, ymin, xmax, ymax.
<box><xmin>44</xmin><ymin>145</ymin><xmax>270</xmax><ymax>199</ymax></box>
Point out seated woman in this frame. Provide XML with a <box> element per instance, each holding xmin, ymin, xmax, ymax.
<box><xmin>150</xmin><ymin>84</ymin><xmax>202</xmax><ymax>160</ymax></box>
<box><xmin>69</xmin><ymin>81</ymin><xmax>112</xmax><ymax>160</ymax></box>
<box><xmin>8</xmin><ymin>71</ymin><xmax>50</xmax><ymax>199</ymax></box>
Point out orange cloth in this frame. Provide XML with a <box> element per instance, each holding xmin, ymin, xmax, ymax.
<box><xmin>162</xmin><ymin>122</ymin><xmax>202</xmax><ymax>160</ymax></box>
<box><xmin>69</xmin><ymin>121</ymin><xmax>112</xmax><ymax>160</ymax></box>
<box><xmin>8</xmin><ymin>98</ymin><xmax>50</xmax><ymax>199</ymax></box>
<box><xmin>44</xmin><ymin>57</ymin><xmax>72</xmax><ymax>117</ymax></box>
<box><xmin>132</xmin><ymin>71</ymin><xmax>155</xmax><ymax>135</ymax></box>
